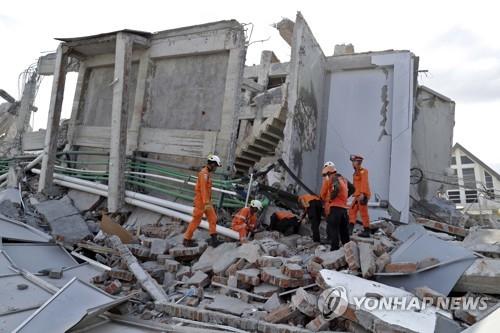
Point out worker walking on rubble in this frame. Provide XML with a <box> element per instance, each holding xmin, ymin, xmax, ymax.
<box><xmin>269</xmin><ymin>210</ymin><xmax>301</xmax><ymax>236</ymax></box>
<box><xmin>183</xmin><ymin>154</ymin><xmax>223</xmax><ymax>248</ymax></box>
<box><xmin>298</xmin><ymin>193</ymin><xmax>322</xmax><ymax>243</ymax></box>
<box><xmin>323</xmin><ymin>164</ymin><xmax>351</xmax><ymax>251</ymax></box>
<box><xmin>348</xmin><ymin>154</ymin><xmax>372</xmax><ymax>238</ymax></box>
<box><xmin>231</xmin><ymin>200</ymin><xmax>263</xmax><ymax>243</ymax></box>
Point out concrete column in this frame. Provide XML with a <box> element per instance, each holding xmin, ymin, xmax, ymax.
<box><xmin>11</xmin><ymin>73</ymin><xmax>37</xmax><ymax>156</ymax></box>
<box><xmin>38</xmin><ymin>44</ymin><xmax>68</xmax><ymax>193</ymax></box>
<box><xmin>253</xmin><ymin>51</ymin><xmax>273</xmax><ymax>130</ymax></box>
<box><xmin>108</xmin><ymin>32</ymin><xmax>133</xmax><ymax>212</ymax></box>
<box><xmin>126</xmin><ymin>50</ymin><xmax>150</xmax><ymax>155</ymax></box>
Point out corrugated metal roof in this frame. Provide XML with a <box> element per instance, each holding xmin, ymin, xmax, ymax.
<box><xmin>0</xmin><ymin>215</ymin><xmax>51</xmax><ymax>243</ymax></box>
<box><xmin>13</xmin><ymin>278</ymin><xmax>122</xmax><ymax>333</ymax></box>
<box><xmin>2</xmin><ymin>243</ymin><xmax>77</xmax><ymax>273</ymax></box>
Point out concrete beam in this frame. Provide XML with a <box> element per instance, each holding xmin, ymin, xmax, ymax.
<box><xmin>10</xmin><ymin>73</ymin><xmax>37</xmax><ymax>156</ymax></box>
<box><xmin>39</xmin><ymin>44</ymin><xmax>68</xmax><ymax>193</ymax></box>
<box><xmin>108</xmin><ymin>32</ymin><xmax>133</xmax><ymax>212</ymax></box>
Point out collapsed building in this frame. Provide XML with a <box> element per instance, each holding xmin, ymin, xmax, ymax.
<box><xmin>0</xmin><ymin>12</ymin><xmax>498</xmax><ymax>333</ymax></box>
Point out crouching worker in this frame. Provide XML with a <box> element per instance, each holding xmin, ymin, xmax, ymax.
<box><xmin>183</xmin><ymin>154</ymin><xmax>222</xmax><ymax>248</ymax></box>
<box><xmin>269</xmin><ymin>210</ymin><xmax>300</xmax><ymax>236</ymax></box>
<box><xmin>232</xmin><ymin>200</ymin><xmax>263</xmax><ymax>243</ymax></box>
<box><xmin>298</xmin><ymin>194</ymin><xmax>322</xmax><ymax>243</ymax></box>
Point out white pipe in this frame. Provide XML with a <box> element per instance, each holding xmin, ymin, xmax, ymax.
<box><xmin>0</xmin><ymin>152</ymin><xmax>44</xmax><ymax>182</ymax></box>
<box><xmin>32</xmin><ymin>169</ymin><xmax>239</xmax><ymax>240</ymax></box>
<box><xmin>244</xmin><ymin>173</ymin><xmax>253</xmax><ymax>207</ymax></box>
<box><xmin>126</xmin><ymin>171</ymin><xmax>237</xmax><ymax>196</ymax></box>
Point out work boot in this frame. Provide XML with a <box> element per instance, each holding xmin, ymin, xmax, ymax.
<box><xmin>183</xmin><ymin>238</ymin><xmax>198</xmax><ymax>247</ymax></box>
<box><xmin>208</xmin><ymin>234</ymin><xmax>222</xmax><ymax>248</ymax></box>
<box><xmin>358</xmin><ymin>227</ymin><xmax>371</xmax><ymax>238</ymax></box>
<box><xmin>348</xmin><ymin>223</ymin><xmax>354</xmax><ymax>235</ymax></box>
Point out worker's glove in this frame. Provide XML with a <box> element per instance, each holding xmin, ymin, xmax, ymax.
<box><xmin>359</xmin><ymin>194</ymin><xmax>368</xmax><ymax>206</ymax></box>
<box><xmin>204</xmin><ymin>203</ymin><xmax>213</xmax><ymax>211</ymax></box>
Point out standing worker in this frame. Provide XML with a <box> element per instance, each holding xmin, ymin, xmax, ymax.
<box><xmin>323</xmin><ymin>165</ymin><xmax>350</xmax><ymax>251</ymax></box>
<box><xmin>348</xmin><ymin>154</ymin><xmax>371</xmax><ymax>238</ymax></box>
<box><xmin>183</xmin><ymin>154</ymin><xmax>223</xmax><ymax>248</ymax></box>
<box><xmin>298</xmin><ymin>194</ymin><xmax>322</xmax><ymax>243</ymax></box>
<box><xmin>231</xmin><ymin>200</ymin><xmax>263</xmax><ymax>243</ymax></box>
<box><xmin>320</xmin><ymin>161</ymin><xmax>335</xmax><ymax>241</ymax></box>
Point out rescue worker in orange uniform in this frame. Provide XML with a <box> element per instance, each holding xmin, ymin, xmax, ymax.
<box><xmin>298</xmin><ymin>194</ymin><xmax>322</xmax><ymax>243</ymax></box>
<box><xmin>348</xmin><ymin>154</ymin><xmax>371</xmax><ymax>238</ymax></box>
<box><xmin>183</xmin><ymin>154</ymin><xmax>222</xmax><ymax>248</ymax></box>
<box><xmin>232</xmin><ymin>200</ymin><xmax>263</xmax><ymax>242</ymax></box>
<box><xmin>323</xmin><ymin>165</ymin><xmax>351</xmax><ymax>251</ymax></box>
<box><xmin>269</xmin><ymin>210</ymin><xmax>300</xmax><ymax>236</ymax></box>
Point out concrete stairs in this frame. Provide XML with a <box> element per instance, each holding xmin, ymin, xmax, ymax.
<box><xmin>234</xmin><ymin>114</ymin><xmax>286</xmax><ymax>175</ymax></box>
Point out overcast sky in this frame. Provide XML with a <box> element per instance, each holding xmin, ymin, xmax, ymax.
<box><xmin>1</xmin><ymin>0</ymin><xmax>499</xmax><ymax>171</ymax></box>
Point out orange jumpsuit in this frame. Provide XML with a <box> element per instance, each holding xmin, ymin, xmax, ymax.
<box><xmin>320</xmin><ymin>177</ymin><xmax>332</xmax><ymax>215</ymax></box>
<box><xmin>184</xmin><ymin>166</ymin><xmax>218</xmax><ymax>240</ymax></box>
<box><xmin>348</xmin><ymin>167</ymin><xmax>371</xmax><ymax>228</ymax></box>
<box><xmin>231</xmin><ymin>207</ymin><xmax>257</xmax><ymax>241</ymax></box>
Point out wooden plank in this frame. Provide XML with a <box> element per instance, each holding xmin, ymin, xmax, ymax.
<box><xmin>138</xmin><ymin>128</ymin><xmax>217</xmax><ymax>158</ymax></box>
<box><xmin>39</xmin><ymin>44</ymin><xmax>68</xmax><ymax>192</ymax></box>
<box><xmin>108</xmin><ymin>32</ymin><xmax>133</xmax><ymax>212</ymax></box>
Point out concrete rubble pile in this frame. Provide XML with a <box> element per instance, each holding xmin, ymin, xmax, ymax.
<box><xmin>0</xmin><ymin>184</ymin><xmax>499</xmax><ymax>333</ymax></box>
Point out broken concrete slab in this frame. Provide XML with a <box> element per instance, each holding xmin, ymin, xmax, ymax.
<box><xmin>185</xmin><ymin>271</ymin><xmax>209</xmax><ymax>288</ymax></box>
<box><xmin>314</xmin><ymin>248</ymin><xmax>346</xmax><ymax>270</ymax></box>
<box><xmin>124</xmin><ymin>207</ymin><xmax>162</xmax><ymax>229</ymax></box>
<box><xmin>206</xmin><ymin>294</ymin><xmax>257</xmax><ymax>316</ymax></box>
<box><xmin>319</xmin><ymin>269</ymin><xmax>445</xmax><ymax>333</ymax></box>
<box><xmin>453</xmin><ymin>258</ymin><xmax>500</xmax><ymax>294</ymax></box>
<box><xmin>236</xmin><ymin>242</ymin><xmax>262</xmax><ymax>263</ymax></box>
<box><xmin>192</xmin><ymin>242</ymin><xmax>237</xmax><ymax>272</ymax></box>
<box><xmin>263</xmin><ymin>292</ymin><xmax>282</xmax><ymax>312</ymax></box>
<box><xmin>253</xmin><ymin>283</ymin><xmax>280</xmax><ymax>297</ymax></box>
<box><xmin>66</xmin><ymin>189</ymin><xmax>101</xmax><ymax>212</ymax></box>
<box><xmin>35</xmin><ymin>199</ymin><xmax>91</xmax><ymax>244</ymax></box>
<box><xmin>377</xmin><ymin>232</ymin><xmax>477</xmax><ymax>295</ymax></box>
<box><xmin>375</xmin><ymin>253</ymin><xmax>391</xmax><ymax>273</ymax></box>
<box><xmin>416</xmin><ymin>218</ymin><xmax>468</xmax><ymax>237</ymax></box>
<box><xmin>0</xmin><ymin>214</ymin><xmax>52</xmax><ymax>242</ymax></box>
<box><xmin>462</xmin><ymin>228</ymin><xmax>500</xmax><ymax>256</ymax></box>
<box><xmin>150</xmin><ymin>238</ymin><xmax>169</xmax><ymax>255</ymax></box>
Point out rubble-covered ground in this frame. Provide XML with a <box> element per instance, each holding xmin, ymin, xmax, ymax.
<box><xmin>0</xmin><ymin>181</ymin><xmax>499</xmax><ymax>333</ymax></box>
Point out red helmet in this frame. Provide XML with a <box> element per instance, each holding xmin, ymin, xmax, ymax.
<box><xmin>350</xmin><ymin>154</ymin><xmax>364</xmax><ymax>162</ymax></box>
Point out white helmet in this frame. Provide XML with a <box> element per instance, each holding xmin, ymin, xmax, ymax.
<box><xmin>207</xmin><ymin>154</ymin><xmax>222</xmax><ymax>167</ymax></box>
<box><xmin>249</xmin><ymin>199</ymin><xmax>263</xmax><ymax>211</ymax></box>
<box><xmin>324</xmin><ymin>161</ymin><xmax>336</xmax><ymax>168</ymax></box>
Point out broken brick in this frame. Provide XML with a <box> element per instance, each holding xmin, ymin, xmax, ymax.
<box><xmin>48</xmin><ymin>268</ymin><xmax>63</xmax><ymax>279</ymax></box>
<box><xmin>282</xmin><ymin>263</ymin><xmax>304</xmax><ymax>279</ymax></box>
<box><xmin>414</xmin><ymin>286</ymin><xmax>445</xmax><ymax>306</ymax></box>
<box><xmin>358</xmin><ymin>243</ymin><xmax>376</xmax><ymax>278</ymax></box>
<box><xmin>306</xmin><ymin>259</ymin><xmax>323</xmax><ymax>278</ymax></box>
<box><xmin>417</xmin><ymin>257</ymin><xmax>440</xmax><ymax>270</ymax></box>
<box><xmin>263</xmin><ymin>304</ymin><xmax>299</xmax><ymax>323</ymax></box>
<box><xmin>236</xmin><ymin>268</ymin><xmax>261</xmax><ymax>286</ymax></box>
<box><xmin>384</xmin><ymin>262</ymin><xmax>417</xmax><ymax>273</ymax></box>
<box><xmin>375</xmin><ymin>253</ymin><xmax>391</xmax><ymax>272</ymax></box>
<box><xmin>257</xmin><ymin>255</ymin><xmax>283</xmax><ymax>268</ymax></box>
<box><xmin>253</xmin><ymin>283</ymin><xmax>280</xmax><ymax>297</ymax></box>
<box><xmin>291</xmin><ymin>287</ymin><xmax>318</xmax><ymax>317</ymax></box>
<box><xmin>261</xmin><ymin>267</ymin><xmax>305</xmax><ymax>288</ymax></box>
<box><xmin>169</xmin><ymin>243</ymin><xmax>207</xmax><ymax>259</ymax></box>
<box><xmin>315</xmin><ymin>248</ymin><xmax>346</xmax><ymax>270</ymax></box>
<box><xmin>109</xmin><ymin>268</ymin><xmax>134</xmax><ymax>282</ymax></box>
<box><xmin>105</xmin><ymin>279</ymin><xmax>122</xmax><ymax>295</ymax></box>
<box><xmin>344</xmin><ymin>241</ymin><xmax>360</xmax><ymax>271</ymax></box>
<box><xmin>227</xmin><ymin>258</ymin><xmax>247</xmax><ymax>276</ymax></box>
<box><xmin>163</xmin><ymin>259</ymin><xmax>181</xmax><ymax>273</ymax></box>
<box><xmin>306</xmin><ymin>315</ymin><xmax>330</xmax><ymax>331</ymax></box>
